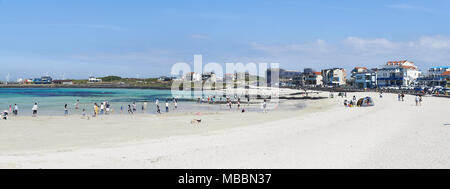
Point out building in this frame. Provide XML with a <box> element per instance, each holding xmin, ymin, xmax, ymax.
<box><xmin>33</xmin><ymin>76</ymin><xmax>53</xmax><ymax>84</ymax></box>
<box><xmin>158</xmin><ymin>76</ymin><xmax>175</xmax><ymax>81</ymax></box>
<box><xmin>349</xmin><ymin>67</ymin><xmax>368</xmax><ymax>87</ymax></box>
<box><xmin>303</xmin><ymin>72</ymin><xmax>323</xmax><ymax>86</ymax></box>
<box><xmin>377</xmin><ymin>60</ymin><xmax>421</xmax><ymax>87</ymax></box>
<box><xmin>88</xmin><ymin>76</ymin><xmax>102</xmax><ymax>83</ymax></box>
<box><xmin>183</xmin><ymin>72</ymin><xmax>202</xmax><ymax>82</ymax></box>
<box><xmin>417</xmin><ymin>66</ymin><xmax>450</xmax><ymax>87</ymax></box>
<box><xmin>354</xmin><ymin>69</ymin><xmax>377</xmax><ymax>89</ymax></box>
<box><xmin>266</xmin><ymin>68</ymin><xmax>301</xmax><ymax>87</ymax></box>
<box><xmin>321</xmin><ymin>68</ymin><xmax>347</xmax><ymax>87</ymax></box>
<box><xmin>53</xmin><ymin>80</ymin><xmax>73</xmax><ymax>85</ymax></box>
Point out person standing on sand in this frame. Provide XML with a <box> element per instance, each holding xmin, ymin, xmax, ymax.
<box><xmin>401</xmin><ymin>93</ymin><xmax>405</xmax><ymax>101</ymax></box>
<box><xmin>132</xmin><ymin>101</ymin><xmax>137</xmax><ymax>112</ymax></box>
<box><xmin>237</xmin><ymin>101</ymin><xmax>241</xmax><ymax>110</ymax></box>
<box><xmin>398</xmin><ymin>93</ymin><xmax>401</xmax><ymax>101</ymax></box>
<box><xmin>64</xmin><ymin>104</ymin><xmax>68</xmax><ymax>116</ymax></box>
<box><xmin>82</xmin><ymin>109</ymin><xmax>86</xmax><ymax>118</ymax></box>
<box><xmin>262</xmin><ymin>99</ymin><xmax>267</xmax><ymax>113</ymax></box>
<box><xmin>106</xmin><ymin>102</ymin><xmax>111</xmax><ymax>115</ymax></box>
<box><xmin>100</xmin><ymin>103</ymin><xmax>104</xmax><ymax>115</ymax></box>
<box><xmin>415</xmin><ymin>96</ymin><xmax>419</xmax><ymax>106</ymax></box>
<box><xmin>93</xmin><ymin>103</ymin><xmax>99</xmax><ymax>117</ymax></box>
<box><xmin>128</xmin><ymin>105</ymin><xmax>133</xmax><ymax>114</ymax></box>
<box><xmin>32</xmin><ymin>103</ymin><xmax>38</xmax><ymax>117</ymax></box>
<box><xmin>9</xmin><ymin>105</ymin><xmax>12</xmax><ymax>114</ymax></box>
<box><xmin>165</xmin><ymin>100</ymin><xmax>169</xmax><ymax>112</ymax></box>
<box><xmin>419</xmin><ymin>96</ymin><xmax>422</xmax><ymax>106</ymax></box>
<box><xmin>174</xmin><ymin>101</ymin><xmax>178</xmax><ymax>109</ymax></box>
<box><xmin>13</xmin><ymin>104</ymin><xmax>18</xmax><ymax>116</ymax></box>
<box><xmin>156</xmin><ymin>104</ymin><xmax>161</xmax><ymax>114</ymax></box>
<box><xmin>75</xmin><ymin>100</ymin><xmax>79</xmax><ymax>110</ymax></box>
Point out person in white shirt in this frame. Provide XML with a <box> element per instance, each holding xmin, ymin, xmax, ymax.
<box><xmin>165</xmin><ymin>101</ymin><xmax>169</xmax><ymax>112</ymax></box>
<box><xmin>13</xmin><ymin>104</ymin><xmax>18</xmax><ymax>116</ymax></box>
<box><xmin>32</xmin><ymin>103</ymin><xmax>38</xmax><ymax>117</ymax></box>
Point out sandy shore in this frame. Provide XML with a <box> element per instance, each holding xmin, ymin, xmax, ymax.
<box><xmin>0</xmin><ymin>92</ymin><xmax>449</xmax><ymax>168</ymax></box>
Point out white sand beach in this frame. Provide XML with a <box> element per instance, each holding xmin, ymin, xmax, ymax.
<box><xmin>0</xmin><ymin>92</ymin><xmax>449</xmax><ymax>168</ymax></box>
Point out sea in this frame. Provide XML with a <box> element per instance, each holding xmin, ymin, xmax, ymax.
<box><xmin>0</xmin><ymin>88</ymin><xmax>271</xmax><ymax>116</ymax></box>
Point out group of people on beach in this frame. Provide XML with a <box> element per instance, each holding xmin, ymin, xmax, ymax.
<box><xmin>343</xmin><ymin>95</ymin><xmax>358</xmax><ymax>107</ymax></box>
<box><xmin>397</xmin><ymin>92</ymin><xmax>423</xmax><ymax>106</ymax></box>
<box><xmin>155</xmin><ymin>97</ymin><xmax>178</xmax><ymax>114</ymax></box>
<box><xmin>1</xmin><ymin>104</ymin><xmax>19</xmax><ymax>120</ymax></box>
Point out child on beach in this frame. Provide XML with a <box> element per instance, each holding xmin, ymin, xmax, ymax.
<box><xmin>75</xmin><ymin>100</ymin><xmax>79</xmax><ymax>110</ymax></box>
<box><xmin>262</xmin><ymin>99</ymin><xmax>267</xmax><ymax>113</ymax></box>
<box><xmin>64</xmin><ymin>104</ymin><xmax>68</xmax><ymax>116</ymax></box>
<box><xmin>94</xmin><ymin>103</ymin><xmax>99</xmax><ymax>117</ymax></box>
<box><xmin>419</xmin><ymin>96</ymin><xmax>422</xmax><ymax>106</ymax></box>
<box><xmin>82</xmin><ymin>109</ymin><xmax>86</xmax><ymax>118</ymax></box>
<box><xmin>100</xmin><ymin>103</ymin><xmax>104</xmax><ymax>115</ymax></box>
<box><xmin>174</xmin><ymin>101</ymin><xmax>178</xmax><ymax>109</ymax></box>
<box><xmin>13</xmin><ymin>104</ymin><xmax>18</xmax><ymax>116</ymax></box>
<box><xmin>165</xmin><ymin>101</ymin><xmax>169</xmax><ymax>112</ymax></box>
<box><xmin>128</xmin><ymin>105</ymin><xmax>133</xmax><ymax>114</ymax></box>
<box><xmin>156</xmin><ymin>105</ymin><xmax>161</xmax><ymax>114</ymax></box>
<box><xmin>32</xmin><ymin>103</ymin><xmax>38</xmax><ymax>117</ymax></box>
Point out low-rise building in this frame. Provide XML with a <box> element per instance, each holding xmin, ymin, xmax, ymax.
<box><xmin>354</xmin><ymin>69</ymin><xmax>377</xmax><ymax>89</ymax></box>
<box><xmin>158</xmin><ymin>76</ymin><xmax>175</xmax><ymax>81</ymax></box>
<box><xmin>321</xmin><ymin>68</ymin><xmax>347</xmax><ymax>87</ymax></box>
<box><xmin>376</xmin><ymin>60</ymin><xmax>421</xmax><ymax>87</ymax></box>
<box><xmin>304</xmin><ymin>72</ymin><xmax>323</xmax><ymax>86</ymax></box>
<box><xmin>53</xmin><ymin>80</ymin><xmax>73</xmax><ymax>85</ymax></box>
<box><xmin>184</xmin><ymin>72</ymin><xmax>202</xmax><ymax>82</ymax></box>
<box><xmin>88</xmin><ymin>76</ymin><xmax>102</xmax><ymax>83</ymax></box>
<box><xmin>417</xmin><ymin>66</ymin><xmax>450</xmax><ymax>87</ymax></box>
<box><xmin>33</xmin><ymin>76</ymin><xmax>53</xmax><ymax>84</ymax></box>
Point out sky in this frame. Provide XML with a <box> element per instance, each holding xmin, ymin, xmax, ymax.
<box><xmin>1</xmin><ymin>0</ymin><xmax>450</xmax><ymax>80</ymax></box>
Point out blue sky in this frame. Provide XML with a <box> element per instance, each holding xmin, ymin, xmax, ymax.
<box><xmin>1</xmin><ymin>0</ymin><xmax>450</xmax><ymax>79</ymax></box>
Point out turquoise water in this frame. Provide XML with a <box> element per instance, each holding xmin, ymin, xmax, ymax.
<box><xmin>0</xmin><ymin>88</ymin><xmax>176</xmax><ymax>116</ymax></box>
<box><xmin>0</xmin><ymin>88</ymin><xmax>268</xmax><ymax>116</ymax></box>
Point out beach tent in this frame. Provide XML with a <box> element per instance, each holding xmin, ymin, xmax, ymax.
<box><xmin>357</xmin><ymin>97</ymin><xmax>374</xmax><ymax>107</ymax></box>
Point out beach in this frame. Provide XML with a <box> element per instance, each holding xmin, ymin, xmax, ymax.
<box><xmin>0</xmin><ymin>92</ymin><xmax>449</xmax><ymax>168</ymax></box>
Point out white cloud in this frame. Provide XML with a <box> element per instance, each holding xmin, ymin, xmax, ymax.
<box><xmin>250</xmin><ymin>36</ymin><xmax>450</xmax><ymax>71</ymax></box>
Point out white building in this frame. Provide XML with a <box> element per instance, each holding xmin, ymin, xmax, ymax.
<box><xmin>321</xmin><ymin>68</ymin><xmax>347</xmax><ymax>87</ymax></box>
<box><xmin>376</xmin><ymin>60</ymin><xmax>421</xmax><ymax>87</ymax></box>
<box><xmin>88</xmin><ymin>76</ymin><xmax>102</xmax><ymax>83</ymax></box>
<box><xmin>184</xmin><ymin>72</ymin><xmax>202</xmax><ymax>82</ymax></box>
